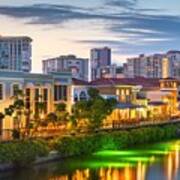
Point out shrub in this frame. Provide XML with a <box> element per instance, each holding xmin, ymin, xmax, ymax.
<box><xmin>54</xmin><ymin>124</ymin><xmax>180</xmax><ymax>157</ymax></box>
<box><xmin>0</xmin><ymin>140</ymin><xmax>49</xmax><ymax>167</ymax></box>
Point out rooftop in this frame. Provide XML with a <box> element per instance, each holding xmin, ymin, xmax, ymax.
<box><xmin>43</xmin><ymin>55</ymin><xmax>88</xmax><ymax>61</ymax></box>
<box><xmin>90</xmin><ymin>77</ymin><xmax>160</xmax><ymax>89</ymax></box>
<box><xmin>167</xmin><ymin>50</ymin><xmax>180</xmax><ymax>54</ymax></box>
<box><xmin>0</xmin><ymin>36</ymin><xmax>32</xmax><ymax>41</ymax></box>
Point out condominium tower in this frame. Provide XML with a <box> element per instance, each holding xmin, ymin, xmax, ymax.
<box><xmin>125</xmin><ymin>51</ymin><xmax>180</xmax><ymax>79</ymax></box>
<box><xmin>0</xmin><ymin>36</ymin><xmax>32</xmax><ymax>72</ymax></box>
<box><xmin>43</xmin><ymin>55</ymin><xmax>89</xmax><ymax>81</ymax></box>
<box><xmin>90</xmin><ymin>47</ymin><xmax>111</xmax><ymax>80</ymax></box>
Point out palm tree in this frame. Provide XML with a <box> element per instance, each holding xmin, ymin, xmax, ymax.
<box><xmin>37</xmin><ymin>102</ymin><xmax>46</xmax><ymax>119</ymax></box>
<box><xmin>55</xmin><ymin>103</ymin><xmax>69</xmax><ymax>125</ymax></box>
<box><xmin>10</xmin><ymin>89</ymin><xmax>25</xmax><ymax>139</ymax></box>
<box><xmin>4</xmin><ymin>105</ymin><xmax>14</xmax><ymax>116</ymax></box>
<box><xmin>45</xmin><ymin>113</ymin><xmax>58</xmax><ymax>127</ymax></box>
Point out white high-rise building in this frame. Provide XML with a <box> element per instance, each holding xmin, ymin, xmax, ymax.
<box><xmin>0</xmin><ymin>36</ymin><xmax>32</xmax><ymax>72</ymax></box>
<box><xmin>43</xmin><ymin>55</ymin><xmax>89</xmax><ymax>81</ymax></box>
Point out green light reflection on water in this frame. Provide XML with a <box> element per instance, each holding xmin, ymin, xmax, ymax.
<box><xmin>82</xmin><ymin>161</ymin><xmax>134</xmax><ymax>169</ymax></box>
<box><xmin>90</xmin><ymin>141</ymin><xmax>180</xmax><ymax>169</ymax></box>
<box><xmin>59</xmin><ymin>140</ymin><xmax>180</xmax><ymax>171</ymax></box>
<box><xmin>94</xmin><ymin>150</ymin><xmax>139</xmax><ymax>157</ymax></box>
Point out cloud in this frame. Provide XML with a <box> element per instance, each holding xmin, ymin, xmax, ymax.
<box><xmin>106</xmin><ymin>0</ymin><xmax>136</xmax><ymax>10</ymax></box>
<box><xmin>0</xmin><ymin>4</ymin><xmax>104</xmax><ymax>24</ymax></box>
<box><xmin>0</xmin><ymin>2</ymin><xmax>179</xmax><ymax>55</ymax></box>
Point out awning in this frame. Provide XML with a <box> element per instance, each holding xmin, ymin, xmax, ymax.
<box><xmin>148</xmin><ymin>101</ymin><xmax>167</xmax><ymax>106</ymax></box>
<box><xmin>115</xmin><ymin>103</ymin><xmax>145</xmax><ymax>109</ymax></box>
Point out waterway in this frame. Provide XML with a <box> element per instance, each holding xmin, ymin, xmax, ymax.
<box><xmin>0</xmin><ymin>140</ymin><xmax>180</xmax><ymax>180</ymax></box>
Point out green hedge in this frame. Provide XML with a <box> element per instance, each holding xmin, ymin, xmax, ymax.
<box><xmin>54</xmin><ymin>124</ymin><xmax>180</xmax><ymax>157</ymax></box>
<box><xmin>0</xmin><ymin>139</ymin><xmax>49</xmax><ymax>167</ymax></box>
<box><xmin>0</xmin><ymin>124</ymin><xmax>178</xmax><ymax>168</ymax></box>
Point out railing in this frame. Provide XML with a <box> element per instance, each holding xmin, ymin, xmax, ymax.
<box><xmin>1</xmin><ymin>118</ymin><xmax>180</xmax><ymax>142</ymax></box>
<box><xmin>101</xmin><ymin>118</ymin><xmax>180</xmax><ymax>131</ymax></box>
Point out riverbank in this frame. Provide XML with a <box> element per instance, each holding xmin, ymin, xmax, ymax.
<box><xmin>0</xmin><ymin>123</ymin><xmax>180</xmax><ymax>171</ymax></box>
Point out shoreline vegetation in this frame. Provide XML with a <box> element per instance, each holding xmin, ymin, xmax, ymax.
<box><xmin>0</xmin><ymin>123</ymin><xmax>180</xmax><ymax>171</ymax></box>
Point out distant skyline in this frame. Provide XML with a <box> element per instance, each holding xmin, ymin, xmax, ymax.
<box><xmin>0</xmin><ymin>0</ymin><xmax>180</xmax><ymax>72</ymax></box>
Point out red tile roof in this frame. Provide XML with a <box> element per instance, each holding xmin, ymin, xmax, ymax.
<box><xmin>72</xmin><ymin>77</ymin><xmax>179</xmax><ymax>89</ymax></box>
<box><xmin>90</xmin><ymin>77</ymin><xmax>160</xmax><ymax>89</ymax></box>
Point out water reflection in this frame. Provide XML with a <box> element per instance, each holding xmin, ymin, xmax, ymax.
<box><xmin>1</xmin><ymin>141</ymin><xmax>180</xmax><ymax>180</ymax></box>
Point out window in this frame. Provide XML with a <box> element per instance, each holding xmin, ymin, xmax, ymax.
<box><xmin>0</xmin><ymin>84</ymin><xmax>3</xmax><ymax>100</ymax></box>
<box><xmin>63</xmin><ymin>86</ymin><xmax>67</xmax><ymax>101</ymax></box>
<box><xmin>25</xmin><ymin>88</ymin><xmax>31</xmax><ymax>109</ymax></box>
<box><xmin>26</xmin><ymin>88</ymin><xmax>30</xmax><ymax>97</ymax></box>
<box><xmin>35</xmin><ymin>89</ymin><xmax>39</xmax><ymax>101</ymax></box>
<box><xmin>43</xmin><ymin>89</ymin><xmax>48</xmax><ymax>101</ymax></box>
<box><xmin>79</xmin><ymin>91</ymin><xmax>87</xmax><ymax>100</ymax></box>
<box><xmin>12</xmin><ymin>84</ymin><xmax>20</xmax><ymax>96</ymax></box>
<box><xmin>54</xmin><ymin>85</ymin><xmax>67</xmax><ymax>101</ymax></box>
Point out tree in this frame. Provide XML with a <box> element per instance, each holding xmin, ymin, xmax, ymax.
<box><xmin>56</xmin><ymin>103</ymin><xmax>66</xmax><ymax>112</ymax></box>
<box><xmin>4</xmin><ymin>105</ymin><xmax>14</xmax><ymax>116</ymax></box>
<box><xmin>73</xmin><ymin>88</ymin><xmax>117</xmax><ymax>131</ymax></box>
<box><xmin>55</xmin><ymin>103</ymin><xmax>69</xmax><ymax>124</ymax></box>
<box><xmin>13</xmin><ymin>98</ymin><xmax>25</xmax><ymax>130</ymax></box>
<box><xmin>45</xmin><ymin>113</ymin><xmax>58</xmax><ymax>126</ymax></box>
<box><xmin>37</xmin><ymin>102</ymin><xmax>46</xmax><ymax>119</ymax></box>
<box><xmin>88</xmin><ymin>88</ymin><xmax>100</xmax><ymax>99</ymax></box>
<box><xmin>3</xmin><ymin>89</ymin><xmax>26</xmax><ymax>139</ymax></box>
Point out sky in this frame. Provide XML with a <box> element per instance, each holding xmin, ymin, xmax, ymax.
<box><xmin>0</xmin><ymin>0</ymin><xmax>180</xmax><ymax>72</ymax></box>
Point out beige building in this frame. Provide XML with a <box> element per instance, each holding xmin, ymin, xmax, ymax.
<box><xmin>90</xmin><ymin>77</ymin><xmax>179</xmax><ymax>127</ymax></box>
<box><xmin>0</xmin><ymin>70</ymin><xmax>72</xmax><ymax>137</ymax></box>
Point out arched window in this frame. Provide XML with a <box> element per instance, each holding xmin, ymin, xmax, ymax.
<box><xmin>79</xmin><ymin>91</ymin><xmax>87</xmax><ymax>101</ymax></box>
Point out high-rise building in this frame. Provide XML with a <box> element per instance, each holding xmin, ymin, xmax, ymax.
<box><xmin>166</xmin><ymin>50</ymin><xmax>180</xmax><ymax>78</ymax></box>
<box><xmin>125</xmin><ymin>51</ymin><xmax>180</xmax><ymax>79</ymax></box>
<box><xmin>126</xmin><ymin>54</ymin><xmax>168</xmax><ymax>78</ymax></box>
<box><xmin>42</xmin><ymin>55</ymin><xmax>89</xmax><ymax>81</ymax></box>
<box><xmin>90</xmin><ymin>47</ymin><xmax>111</xmax><ymax>80</ymax></box>
<box><xmin>0</xmin><ymin>36</ymin><xmax>32</xmax><ymax>72</ymax></box>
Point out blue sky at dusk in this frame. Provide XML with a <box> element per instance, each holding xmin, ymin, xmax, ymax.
<box><xmin>0</xmin><ymin>0</ymin><xmax>180</xmax><ymax>72</ymax></box>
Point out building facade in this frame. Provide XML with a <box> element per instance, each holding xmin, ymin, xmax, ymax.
<box><xmin>0</xmin><ymin>36</ymin><xmax>32</xmax><ymax>72</ymax></box>
<box><xmin>167</xmin><ymin>50</ymin><xmax>180</xmax><ymax>78</ymax></box>
<box><xmin>43</xmin><ymin>55</ymin><xmax>89</xmax><ymax>81</ymax></box>
<box><xmin>125</xmin><ymin>51</ymin><xmax>180</xmax><ymax>79</ymax></box>
<box><xmin>0</xmin><ymin>70</ymin><xmax>72</xmax><ymax>135</ymax></box>
<box><xmin>91</xmin><ymin>78</ymin><xmax>179</xmax><ymax>127</ymax></box>
<box><xmin>126</xmin><ymin>54</ymin><xmax>166</xmax><ymax>78</ymax></box>
<box><xmin>90</xmin><ymin>47</ymin><xmax>111</xmax><ymax>80</ymax></box>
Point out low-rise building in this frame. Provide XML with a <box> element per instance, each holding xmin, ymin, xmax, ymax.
<box><xmin>91</xmin><ymin>77</ymin><xmax>179</xmax><ymax>126</ymax></box>
<box><xmin>0</xmin><ymin>70</ymin><xmax>72</xmax><ymax>137</ymax></box>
